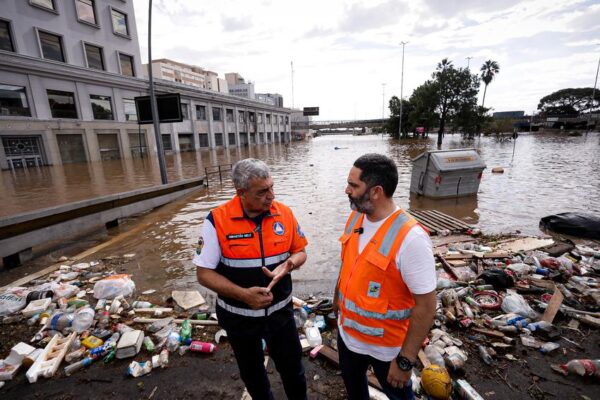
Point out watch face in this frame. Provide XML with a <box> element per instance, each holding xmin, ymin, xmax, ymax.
<box><xmin>396</xmin><ymin>356</ymin><xmax>412</xmax><ymax>371</ymax></box>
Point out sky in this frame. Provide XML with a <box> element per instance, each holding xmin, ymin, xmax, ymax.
<box><xmin>133</xmin><ymin>0</ymin><xmax>600</xmax><ymax>121</ymax></box>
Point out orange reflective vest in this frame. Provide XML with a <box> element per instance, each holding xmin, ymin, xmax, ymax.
<box><xmin>211</xmin><ymin>196</ymin><xmax>307</xmax><ymax>318</ymax></box>
<box><xmin>337</xmin><ymin>209</ymin><xmax>419</xmax><ymax>347</ymax></box>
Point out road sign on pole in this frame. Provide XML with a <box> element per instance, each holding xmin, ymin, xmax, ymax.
<box><xmin>303</xmin><ymin>107</ymin><xmax>319</xmax><ymax>116</ymax></box>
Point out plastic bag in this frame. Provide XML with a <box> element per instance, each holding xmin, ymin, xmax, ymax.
<box><xmin>51</xmin><ymin>283</ymin><xmax>79</xmax><ymax>299</ymax></box>
<box><xmin>501</xmin><ymin>293</ymin><xmax>538</xmax><ymax>319</ymax></box>
<box><xmin>93</xmin><ymin>274</ymin><xmax>135</xmax><ymax>299</ymax></box>
<box><xmin>478</xmin><ymin>269</ymin><xmax>514</xmax><ymax>289</ymax></box>
<box><xmin>0</xmin><ymin>287</ymin><xmax>29</xmax><ymax>316</ymax></box>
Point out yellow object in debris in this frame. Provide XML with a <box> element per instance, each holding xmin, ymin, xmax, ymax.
<box><xmin>82</xmin><ymin>336</ymin><xmax>104</xmax><ymax>349</ymax></box>
<box><xmin>421</xmin><ymin>364</ymin><xmax>452</xmax><ymax>400</ymax></box>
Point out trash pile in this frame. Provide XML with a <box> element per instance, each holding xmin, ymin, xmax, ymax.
<box><xmin>0</xmin><ymin>256</ymin><xmax>221</xmax><ymax>388</ymax></box>
<box><xmin>293</xmin><ymin>235</ymin><xmax>600</xmax><ymax>399</ymax></box>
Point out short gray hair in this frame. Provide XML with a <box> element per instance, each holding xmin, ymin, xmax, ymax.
<box><xmin>232</xmin><ymin>158</ymin><xmax>271</xmax><ymax>190</ymax></box>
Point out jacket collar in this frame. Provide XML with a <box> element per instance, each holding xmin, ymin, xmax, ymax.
<box><xmin>229</xmin><ymin>195</ymin><xmax>281</xmax><ymax>219</ymax></box>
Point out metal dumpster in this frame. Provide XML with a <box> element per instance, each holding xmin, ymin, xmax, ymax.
<box><xmin>410</xmin><ymin>149</ymin><xmax>486</xmax><ymax>198</ymax></box>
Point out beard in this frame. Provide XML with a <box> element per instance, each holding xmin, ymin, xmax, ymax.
<box><xmin>348</xmin><ymin>190</ymin><xmax>374</xmax><ymax>214</ymax></box>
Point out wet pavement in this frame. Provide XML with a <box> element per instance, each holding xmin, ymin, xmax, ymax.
<box><xmin>2</xmin><ymin>132</ymin><xmax>600</xmax><ymax>297</ymax></box>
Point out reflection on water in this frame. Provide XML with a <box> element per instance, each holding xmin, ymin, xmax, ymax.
<box><xmin>2</xmin><ymin>133</ymin><xmax>600</xmax><ymax>295</ymax></box>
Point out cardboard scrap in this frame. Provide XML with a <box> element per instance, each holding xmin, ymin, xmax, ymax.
<box><xmin>542</xmin><ymin>287</ymin><xmax>564</xmax><ymax>324</ymax></box>
<box><xmin>172</xmin><ymin>290</ymin><xmax>206</xmax><ymax>310</ymax></box>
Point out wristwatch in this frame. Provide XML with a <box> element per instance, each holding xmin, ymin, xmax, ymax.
<box><xmin>395</xmin><ymin>355</ymin><xmax>414</xmax><ymax>371</ymax></box>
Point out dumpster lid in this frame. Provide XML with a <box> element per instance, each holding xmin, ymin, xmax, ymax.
<box><xmin>413</xmin><ymin>149</ymin><xmax>486</xmax><ymax>171</ymax></box>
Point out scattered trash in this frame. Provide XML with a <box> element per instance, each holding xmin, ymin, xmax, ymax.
<box><xmin>128</xmin><ymin>360</ymin><xmax>152</xmax><ymax>378</ymax></box>
<box><xmin>171</xmin><ymin>290</ymin><xmax>206</xmax><ymax>311</ymax></box>
<box><xmin>93</xmin><ymin>275</ymin><xmax>135</xmax><ymax>300</ymax></box>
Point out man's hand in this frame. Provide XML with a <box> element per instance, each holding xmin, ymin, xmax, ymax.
<box><xmin>262</xmin><ymin>260</ymin><xmax>294</xmax><ymax>292</ymax></box>
<box><xmin>242</xmin><ymin>286</ymin><xmax>274</xmax><ymax>309</ymax></box>
<box><xmin>387</xmin><ymin>361</ymin><xmax>412</xmax><ymax>389</ymax></box>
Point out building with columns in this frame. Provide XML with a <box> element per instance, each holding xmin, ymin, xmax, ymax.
<box><xmin>0</xmin><ymin>0</ymin><xmax>291</xmax><ymax>170</ymax></box>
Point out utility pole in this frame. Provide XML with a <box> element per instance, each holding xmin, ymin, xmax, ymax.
<box><xmin>147</xmin><ymin>0</ymin><xmax>168</xmax><ymax>184</ymax></box>
<box><xmin>466</xmin><ymin>56</ymin><xmax>473</xmax><ymax>69</ymax></box>
<box><xmin>381</xmin><ymin>83</ymin><xmax>386</xmax><ymax>120</ymax></box>
<box><xmin>291</xmin><ymin>61</ymin><xmax>295</xmax><ymax>109</ymax></box>
<box><xmin>589</xmin><ymin>45</ymin><xmax>600</xmax><ymax>132</ymax></box>
<box><xmin>398</xmin><ymin>41</ymin><xmax>407</xmax><ymax>138</ymax></box>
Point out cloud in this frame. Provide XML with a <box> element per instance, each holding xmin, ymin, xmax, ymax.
<box><xmin>338</xmin><ymin>0</ymin><xmax>408</xmax><ymax>33</ymax></box>
<box><xmin>221</xmin><ymin>16</ymin><xmax>253</xmax><ymax>32</ymax></box>
<box><xmin>423</xmin><ymin>0</ymin><xmax>523</xmax><ymax>18</ymax></box>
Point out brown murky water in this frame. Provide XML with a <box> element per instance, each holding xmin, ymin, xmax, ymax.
<box><xmin>2</xmin><ymin>132</ymin><xmax>600</xmax><ymax>296</ymax></box>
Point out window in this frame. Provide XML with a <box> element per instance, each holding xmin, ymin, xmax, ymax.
<box><xmin>123</xmin><ymin>98</ymin><xmax>137</xmax><ymax>121</ymax></box>
<box><xmin>199</xmin><ymin>133</ymin><xmax>209</xmax><ymax>148</ymax></box>
<box><xmin>161</xmin><ymin>134</ymin><xmax>172</xmax><ymax>151</ymax></box>
<box><xmin>38</xmin><ymin>30</ymin><xmax>65</xmax><ymax>62</ymax></box>
<box><xmin>266</xmin><ymin>114</ymin><xmax>271</xmax><ymax>124</ymax></box>
<box><xmin>238</xmin><ymin>110</ymin><xmax>246</xmax><ymax>123</ymax></box>
<box><xmin>0</xmin><ymin>20</ymin><xmax>15</xmax><ymax>52</ymax></box>
<box><xmin>215</xmin><ymin>133</ymin><xmax>223</xmax><ymax>146</ymax></box>
<box><xmin>30</xmin><ymin>0</ymin><xmax>56</xmax><ymax>12</ymax></box>
<box><xmin>84</xmin><ymin>43</ymin><xmax>104</xmax><ymax>70</ymax></box>
<box><xmin>280</xmin><ymin>116</ymin><xmax>284</xmax><ymax>124</ymax></box>
<box><xmin>90</xmin><ymin>95</ymin><xmax>113</xmax><ymax>120</ymax></box>
<box><xmin>0</xmin><ymin>85</ymin><xmax>31</xmax><ymax>116</ymax></box>
<box><xmin>181</xmin><ymin>103</ymin><xmax>189</xmax><ymax>120</ymax></box>
<box><xmin>249</xmin><ymin>112</ymin><xmax>255</xmax><ymax>123</ymax></box>
<box><xmin>195</xmin><ymin>105</ymin><xmax>206</xmax><ymax>120</ymax></box>
<box><xmin>119</xmin><ymin>53</ymin><xmax>134</xmax><ymax>76</ymax></box>
<box><xmin>111</xmin><ymin>8</ymin><xmax>129</xmax><ymax>37</ymax></box>
<box><xmin>76</xmin><ymin>0</ymin><xmax>97</xmax><ymax>25</ymax></box>
<box><xmin>228</xmin><ymin>132</ymin><xmax>236</xmax><ymax>145</ymax></box>
<box><xmin>47</xmin><ymin>90</ymin><xmax>77</xmax><ymax>119</ymax></box>
<box><xmin>285</xmin><ymin>116</ymin><xmax>289</xmax><ymax>124</ymax></box>
<box><xmin>226</xmin><ymin>109</ymin><xmax>234</xmax><ymax>122</ymax></box>
<box><xmin>258</xmin><ymin>113</ymin><xmax>263</xmax><ymax>123</ymax></box>
<box><xmin>212</xmin><ymin>107</ymin><xmax>222</xmax><ymax>121</ymax></box>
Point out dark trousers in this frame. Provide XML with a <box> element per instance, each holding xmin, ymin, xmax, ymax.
<box><xmin>338</xmin><ymin>333</ymin><xmax>415</xmax><ymax>400</ymax></box>
<box><xmin>228</xmin><ymin>317</ymin><xmax>307</xmax><ymax>400</ymax></box>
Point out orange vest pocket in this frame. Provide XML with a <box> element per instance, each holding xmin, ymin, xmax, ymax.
<box><xmin>354</xmin><ymin>293</ymin><xmax>389</xmax><ymax>316</ymax></box>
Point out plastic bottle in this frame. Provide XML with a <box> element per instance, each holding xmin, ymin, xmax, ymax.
<box><xmin>305</xmin><ymin>326</ymin><xmax>322</xmax><ymax>347</ymax></box>
<box><xmin>26</xmin><ymin>290</ymin><xmax>54</xmax><ymax>303</ymax></box>
<box><xmin>478</xmin><ymin>345</ymin><xmax>494</xmax><ymax>365</ymax></box>
<box><xmin>189</xmin><ymin>341</ymin><xmax>217</xmax><ymax>354</ymax></box>
<box><xmin>132</xmin><ymin>301</ymin><xmax>153</xmax><ymax>309</ymax></box>
<box><xmin>143</xmin><ymin>336</ymin><xmax>156</xmax><ymax>353</ymax></box>
<box><xmin>180</xmin><ymin>320</ymin><xmax>192</xmax><ymax>343</ymax></box>
<box><xmin>540</xmin><ymin>342</ymin><xmax>560</xmax><ymax>354</ymax></box>
<box><xmin>66</xmin><ymin>347</ymin><xmax>86</xmax><ymax>363</ymax></box>
<box><xmin>167</xmin><ymin>331</ymin><xmax>181</xmax><ymax>352</ymax></box>
<box><xmin>424</xmin><ymin>345</ymin><xmax>445</xmax><ymax>367</ymax></box>
<box><xmin>72</xmin><ymin>307</ymin><xmax>95</xmax><ymax>333</ymax></box>
<box><xmin>560</xmin><ymin>359</ymin><xmax>600</xmax><ymax>376</ymax></box>
<box><xmin>64</xmin><ymin>357</ymin><xmax>93</xmax><ymax>376</ymax></box>
<box><xmin>293</xmin><ymin>307</ymin><xmax>308</xmax><ymax>328</ymax></box>
<box><xmin>159</xmin><ymin>348</ymin><xmax>169</xmax><ymax>367</ymax></box>
<box><xmin>98</xmin><ymin>310</ymin><xmax>110</xmax><ymax>328</ymax></box>
<box><xmin>50</xmin><ymin>312</ymin><xmax>74</xmax><ymax>331</ymax></box>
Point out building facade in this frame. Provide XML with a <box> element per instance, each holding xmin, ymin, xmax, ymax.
<box><xmin>0</xmin><ymin>0</ymin><xmax>291</xmax><ymax>170</ymax></box>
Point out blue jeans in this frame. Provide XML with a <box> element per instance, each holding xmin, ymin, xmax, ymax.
<box><xmin>338</xmin><ymin>333</ymin><xmax>415</xmax><ymax>400</ymax></box>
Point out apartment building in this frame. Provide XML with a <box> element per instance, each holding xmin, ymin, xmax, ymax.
<box><xmin>0</xmin><ymin>0</ymin><xmax>291</xmax><ymax>170</ymax></box>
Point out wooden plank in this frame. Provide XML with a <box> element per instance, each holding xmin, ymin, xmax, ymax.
<box><xmin>133</xmin><ymin>317</ymin><xmax>219</xmax><ymax>326</ymax></box>
<box><xmin>472</xmin><ymin>328</ymin><xmax>505</xmax><ymax>339</ymax></box>
<box><xmin>428</xmin><ymin>209</ymin><xmax>473</xmax><ymax>229</ymax></box>
<box><xmin>409</xmin><ymin>212</ymin><xmax>448</xmax><ymax>233</ymax></box>
<box><xmin>316</xmin><ymin>345</ymin><xmax>339</xmax><ymax>367</ymax></box>
<box><xmin>438</xmin><ymin>252</ymin><xmax>511</xmax><ymax>260</ymax></box>
<box><xmin>414</xmin><ymin>211</ymin><xmax>457</xmax><ymax>231</ymax></box>
<box><xmin>436</xmin><ymin>255</ymin><xmax>459</xmax><ymax>281</ymax></box>
<box><xmin>542</xmin><ymin>287</ymin><xmax>563</xmax><ymax>323</ymax></box>
<box><xmin>0</xmin><ymin>220</ymin><xmax>152</xmax><ymax>293</ymax></box>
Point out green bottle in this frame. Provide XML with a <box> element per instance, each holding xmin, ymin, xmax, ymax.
<box><xmin>180</xmin><ymin>319</ymin><xmax>192</xmax><ymax>343</ymax></box>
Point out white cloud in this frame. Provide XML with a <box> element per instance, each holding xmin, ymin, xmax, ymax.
<box><xmin>133</xmin><ymin>0</ymin><xmax>600</xmax><ymax>119</ymax></box>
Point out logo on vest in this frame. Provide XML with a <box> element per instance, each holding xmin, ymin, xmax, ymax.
<box><xmin>273</xmin><ymin>222</ymin><xmax>285</xmax><ymax>236</ymax></box>
<box><xmin>195</xmin><ymin>237</ymin><xmax>204</xmax><ymax>255</ymax></box>
<box><xmin>367</xmin><ymin>281</ymin><xmax>381</xmax><ymax>298</ymax></box>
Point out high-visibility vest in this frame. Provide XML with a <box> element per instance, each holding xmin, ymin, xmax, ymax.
<box><xmin>211</xmin><ymin>196</ymin><xmax>307</xmax><ymax>318</ymax></box>
<box><xmin>337</xmin><ymin>209</ymin><xmax>418</xmax><ymax>347</ymax></box>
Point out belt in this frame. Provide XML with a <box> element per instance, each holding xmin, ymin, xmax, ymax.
<box><xmin>217</xmin><ymin>293</ymin><xmax>292</xmax><ymax>317</ymax></box>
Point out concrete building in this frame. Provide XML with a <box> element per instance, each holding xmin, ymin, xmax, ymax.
<box><xmin>0</xmin><ymin>0</ymin><xmax>291</xmax><ymax>170</ymax></box>
<box><xmin>144</xmin><ymin>59</ymin><xmax>229</xmax><ymax>94</ymax></box>
<box><xmin>257</xmin><ymin>93</ymin><xmax>283</xmax><ymax>107</ymax></box>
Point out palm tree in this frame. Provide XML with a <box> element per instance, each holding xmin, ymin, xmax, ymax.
<box><xmin>480</xmin><ymin>60</ymin><xmax>500</xmax><ymax>108</ymax></box>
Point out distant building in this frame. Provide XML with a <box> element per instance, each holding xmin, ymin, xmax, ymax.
<box><xmin>0</xmin><ymin>0</ymin><xmax>292</xmax><ymax>170</ymax></box>
<box><xmin>225</xmin><ymin>72</ymin><xmax>245</xmax><ymax>86</ymax></box>
<box><xmin>257</xmin><ymin>93</ymin><xmax>283</xmax><ymax>107</ymax></box>
<box><xmin>493</xmin><ymin>111</ymin><xmax>525</xmax><ymax>119</ymax></box>
<box><xmin>229</xmin><ymin>83</ymin><xmax>255</xmax><ymax>99</ymax></box>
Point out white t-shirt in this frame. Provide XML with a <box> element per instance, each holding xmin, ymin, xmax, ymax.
<box><xmin>193</xmin><ymin>217</ymin><xmax>221</xmax><ymax>269</ymax></box>
<box><xmin>338</xmin><ymin>207</ymin><xmax>436</xmax><ymax>361</ymax></box>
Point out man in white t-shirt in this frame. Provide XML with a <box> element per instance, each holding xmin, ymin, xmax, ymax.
<box><xmin>334</xmin><ymin>153</ymin><xmax>436</xmax><ymax>400</ymax></box>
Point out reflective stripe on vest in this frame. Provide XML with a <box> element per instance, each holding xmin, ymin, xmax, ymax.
<box><xmin>345</xmin><ymin>212</ymin><xmax>361</xmax><ymax>235</ymax></box>
<box><xmin>220</xmin><ymin>251</ymin><xmax>290</xmax><ymax>268</ymax></box>
<box><xmin>378</xmin><ymin>212</ymin><xmax>409</xmax><ymax>257</ymax></box>
<box><xmin>217</xmin><ymin>293</ymin><xmax>293</xmax><ymax>317</ymax></box>
<box><xmin>337</xmin><ymin>291</ymin><xmax>412</xmax><ymax>321</ymax></box>
<box><xmin>342</xmin><ymin>317</ymin><xmax>384</xmax><ymax>337</ymax></box>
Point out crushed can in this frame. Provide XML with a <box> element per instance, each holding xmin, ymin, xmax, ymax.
<box><xmin>189</xmin><ymin>341</ymin><xmax>217</xmax><ymax>354</ymax></box>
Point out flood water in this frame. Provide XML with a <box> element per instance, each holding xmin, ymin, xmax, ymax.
<box><xmin>2</xmin><ymin>132</ymin><xmax>600</xmax><ymax>296</ymax></box>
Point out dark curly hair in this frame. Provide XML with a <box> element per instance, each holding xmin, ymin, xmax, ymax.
<box><xmin>353</xmin><ymin>153</ymin><xmax>398</xmax><ymax>197</ymax></box>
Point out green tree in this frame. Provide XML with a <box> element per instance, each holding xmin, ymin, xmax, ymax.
<box><xmin>537</xmin><ymin>88</ymin><xmax>599</xmax><ymax>115</ymax></box>
<box><xmin>480</xmin><ymin>60</ymin><xmax>500</xmax><ymax>108</ymax></box>
<box><xmin>386</xmin><ymin>96</ymin><xmax>411</xmax><ymax>138</ymax></box>
<box><xmin>431</xmin><ymin>58</ymin><xmax>481</xmax><ymax>145</ymax></box>
<box><xmin>407</xmin><ymin>81</ymin><xmax>438</xmax><ymax>134</ymax></box>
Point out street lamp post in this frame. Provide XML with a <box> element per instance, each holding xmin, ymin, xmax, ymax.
<box><xmin>147</xmin><ymin>0</ymin><xmax>168</xmax><ymax>184</ymax></box>
<box><xmin>589</xmin><ymin>47</ymin><xmax>600</xmax><ymax>132</ymax></box>
<box><xmin>398</xmin><ymin>41</ymin><xmax>407</xmax><ymax>138</ymax></box>
<box><xmin>381</xmin><ymin>83</ymin><xmax>386</xmax><ymax>125</ymax></box>
<box><xmin>466</xmin><ymin>56</ymin><xmax>473</xmax><ymax>69</ymax></box>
